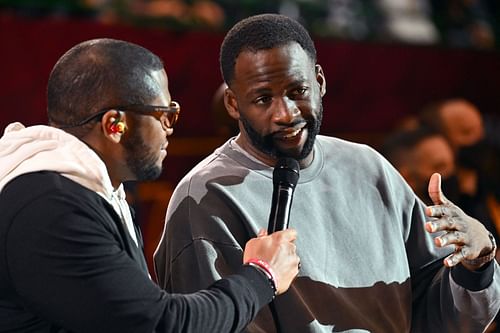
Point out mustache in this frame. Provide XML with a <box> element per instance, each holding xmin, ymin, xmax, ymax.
<box><xmin>269</xmin><ymin>120</ymin><xmax>308</xmax><ymax>137</ymax></box>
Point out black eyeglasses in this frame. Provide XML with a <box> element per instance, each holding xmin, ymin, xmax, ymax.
<box><xmin>60</xmin><ymin>101</ymin><xmax>180</xmax><ymax>129</ymax></box>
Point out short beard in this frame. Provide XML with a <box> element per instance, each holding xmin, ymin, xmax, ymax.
<box><xmin>240</xmin><ymin>103</ymin><xmax>323</xmax><ymax>161</ymax></box>
<box><xmin>122</xmin><ymin>130</ymin><xmax>162</xmax><ymax>181</ymax></box>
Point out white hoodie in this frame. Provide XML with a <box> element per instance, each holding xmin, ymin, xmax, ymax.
<box><xmin>0</xmin><ymin>122</ymin><xmax>138</xmax><ymax>245</ymax></box>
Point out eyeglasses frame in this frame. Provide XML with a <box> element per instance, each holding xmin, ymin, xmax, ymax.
<box><xmin>60</xmin><ymin>101</ymin><xmax>180</xmax><ymax>129</ymax></box>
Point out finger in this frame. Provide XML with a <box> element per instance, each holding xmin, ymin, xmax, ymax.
<box><xmin>444</xmin><ymin>247</ymin><xmax>467</xmax><ymax>267</ymax></box>
<box><xmin>425</xmin><ymin>215</ymin><xmax>455</xmax><ymax>232</ymax></box>
<box><xmin>276</xmin><ymin>228</ymin><xmax>297</xmax><ymax>242</ymax></box>
<box><xmin>425</xmin><ymin>204</ymin><xmax>453</xmax><ymax>218</ymax></box>
<box><xmin>434</xmin><ymin>230</ymin><xmax>467</xmax><ymax>247</ymax></box>
<box><xmin>288</xmin><ymin>242</ymin><xmax>297</xmax><ymax>255</ymax></box>
<box><xmin>427</xmin><ymin>173</ymin><xmax>450</xmax><ymax>206</ymax></box>
<box><xmin>257</xmin><ymin>229</ymin><xmax>267</xmax><ymax>237</ymax></box>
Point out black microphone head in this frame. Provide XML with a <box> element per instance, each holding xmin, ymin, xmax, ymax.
<box><xmin>273</xmin><ymin>157</ymin><xmax>300</xmax><ymax>188</ymax></box>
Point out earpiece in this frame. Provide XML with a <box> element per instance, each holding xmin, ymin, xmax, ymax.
<box><xmin>109</xmin><ymin>118</ymin><xmax>126</xmax><ymax>134</ymax></box>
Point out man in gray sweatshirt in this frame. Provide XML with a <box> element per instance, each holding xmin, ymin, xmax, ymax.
<box><xmin>154</xmin><ymin>14</ymin><xmax>499</xmax><ymax>332</ymax></box>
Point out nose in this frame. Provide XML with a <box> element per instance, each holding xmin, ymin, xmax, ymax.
<box><xmin>271</xmin><ymin>97</ymin><xmax>299</xmax><ymax>123</ymax></box>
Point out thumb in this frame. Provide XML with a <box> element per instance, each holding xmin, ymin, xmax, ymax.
<box><xmin>428</xmin><ymin>173</ymin><xmax>449</xmax><ymax>205</ymax></box>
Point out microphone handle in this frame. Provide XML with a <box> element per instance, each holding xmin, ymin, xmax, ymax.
<box><xmin>267</xmin><ymin>185</ymin><xmax>294</xmax><ymax>233</ymax></box>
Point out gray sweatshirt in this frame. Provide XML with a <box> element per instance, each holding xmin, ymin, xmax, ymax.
<box><xmin>155</xmin><ymin>135</ymin><xmax>500</xmax><ymax>333</ymax></box>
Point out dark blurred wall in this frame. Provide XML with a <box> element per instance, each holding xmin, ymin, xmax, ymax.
<box><xmin>1</xmin><ymin>13</ymin><xmax>499</xmax><ymax>273</ymax></box>
<box><xmin>2</xmin><ymin>14</ymin><xmax>499</xmax><ymax>136</ymax></box>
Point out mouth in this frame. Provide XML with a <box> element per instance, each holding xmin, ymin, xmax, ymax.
<box><xmin>274</xmin><ymin>123</ymin><xmax>307</xmax><ymax>141</ymax></box>
<box><xmin>281</xmin><ymin>128</ymin><xmax>302</xmax><ymax>139</ymax></box>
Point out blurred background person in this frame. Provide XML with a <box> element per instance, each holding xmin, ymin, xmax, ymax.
<box><xmin>418</xmin><ymin>98</ymin><xmax>499</xmax><ymax>249</ymax></box>
<box><xmin>380</xmin><ymin>127</ymin><xmax>458</xmax><ymax>205</ymax></box>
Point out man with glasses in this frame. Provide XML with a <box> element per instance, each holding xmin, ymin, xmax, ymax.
<box><xmin>0</xmin><ymin>38</ymin><xmax>299</xmax><ymax>332</ymax></box>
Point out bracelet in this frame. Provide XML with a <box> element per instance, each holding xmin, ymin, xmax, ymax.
<box><xmin>463</xmin><ymin>232</ymin><xmax>497</xmax><ymax>266</ymax></box>
<box><xmin>245</xmin><ymin>258</ymin><xmax>278</xmax><ymax>297</ymax></box>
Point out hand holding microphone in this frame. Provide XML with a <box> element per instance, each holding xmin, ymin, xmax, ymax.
<box><xmin>243</xmin><ymin>157</ymin><xmax>301</xmax><ymax>295</ymax></box>
<box><xmin>243</xmin><ymin>229</ymin><xmax>299</xmax><ymax>295</ymax></box>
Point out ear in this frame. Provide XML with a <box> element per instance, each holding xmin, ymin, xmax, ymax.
<box><xmin>101</xmin><ymin>110</ymin><xmax>126</xmax><ymax>143</ymax></box>
<box><xmin>224</xmin><ymin>87</ymin><xmax>240</xmax><ymax>121</ymax></box>
<box><xmin>315</xmin><ymin>64</ymin><xmax>326</xmax><ymax>97</ymax></box>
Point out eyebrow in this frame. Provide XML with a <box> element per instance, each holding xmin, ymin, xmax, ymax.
<box><xmin>246</xmin><ymin>87</ymin><xmax>272</xmax><ymax>99</ymax></box>
<box><xmin>246</xmin><ymin>79</ymin><xmax>308</xmax><ymax>98</ymax></box>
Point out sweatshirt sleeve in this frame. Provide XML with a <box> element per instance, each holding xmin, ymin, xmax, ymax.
<box><xmin>376</xmin><ymin>153</ymin><xmax>500</xmax><ymax>332</ymax></box>
<box><xmin>405</xmin><ymin>196</ymin><xmax>500</xmax><ymax>332</ymax></box>
<box><xmin>410</xmin><ymin>259</ymin><xmax>500</xmax><ymax>332</ymax></box>
<box><xmin>3</xmin><ymin>174</ymin><xmax>274</xmax><ymax>333</ymax></box>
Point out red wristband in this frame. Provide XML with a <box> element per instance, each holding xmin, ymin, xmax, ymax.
<box><xmin>245</xmin><ymin>258</ymin><xmax>278</xmax><ymax>296</ymax></box>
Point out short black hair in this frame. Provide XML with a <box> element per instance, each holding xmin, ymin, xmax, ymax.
<box><xmin>220</xmin><ymin>14</ymin><xmax>317</xmax><ymax>85</ymax></box>
<box><xmin>47</xmin><ymin>38</ymin><xmax>164</xmax><ymax>131</ymax></box>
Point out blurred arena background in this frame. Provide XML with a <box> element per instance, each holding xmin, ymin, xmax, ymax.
<box><xmin>1</xmin><ymin>0</ymin><xmax>499</xmax><ymax>273</ymax></box>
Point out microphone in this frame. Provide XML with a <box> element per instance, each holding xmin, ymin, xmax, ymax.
<box><xmin>267</xmin><ymin>157</ymin><xmax>300</xmax><ymax>234</ymax></box>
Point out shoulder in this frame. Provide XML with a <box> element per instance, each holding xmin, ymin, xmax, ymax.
<box><xmin>175</xmin><ymin>140</ymin><xmax>261</xmax><ymax>190</ymax></box>
<box><xmin>0</xmin><ymin>171</ymin><xmax>113</xmax><ymax>225</ymax></box>
<box><xmin>316</xmin><ymin>135</ymin><xmax>387</xmax><ymax>165</ymax></box>
<box><xmin>0</xmin><ymin>172</ymin><xmax>122</xmax><ymax>262</ymax></box>
<box><xmin>315</xmin><ymin>135</ymin><xmax>411</xmax><ymax>192</ymax></box>
<box><xmin>1</xmin><ymin>171</ymin><xmax>102</xmax><ymax>205</ymax></box>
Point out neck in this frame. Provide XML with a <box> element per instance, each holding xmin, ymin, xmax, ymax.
<box><xmin>80</xmin><ymin>135</ymin><xmax>125</xmax><ymax>191</ymax></box>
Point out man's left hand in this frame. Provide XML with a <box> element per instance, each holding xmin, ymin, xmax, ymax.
<box><xmin>424</xmin><ymin>173</ymin><xmax>495</xmax><ymax>270</ymax></box>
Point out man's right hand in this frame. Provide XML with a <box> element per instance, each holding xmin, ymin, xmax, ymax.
<box><xmin>243</xmin><ymin>229</ymin><xmax>300</xmax><ymax>295</ymax></box>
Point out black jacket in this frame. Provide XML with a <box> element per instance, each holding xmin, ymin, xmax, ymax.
<box><xmin>0</xmin><ymin>171</ymin><xmax>272</xmax><ymax>333</ymax></box>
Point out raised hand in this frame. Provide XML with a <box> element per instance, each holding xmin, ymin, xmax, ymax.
<box><xmin>424</xmin><ymin>173</ymin><xmax>495</xmax><ymax>270</ymax></box>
